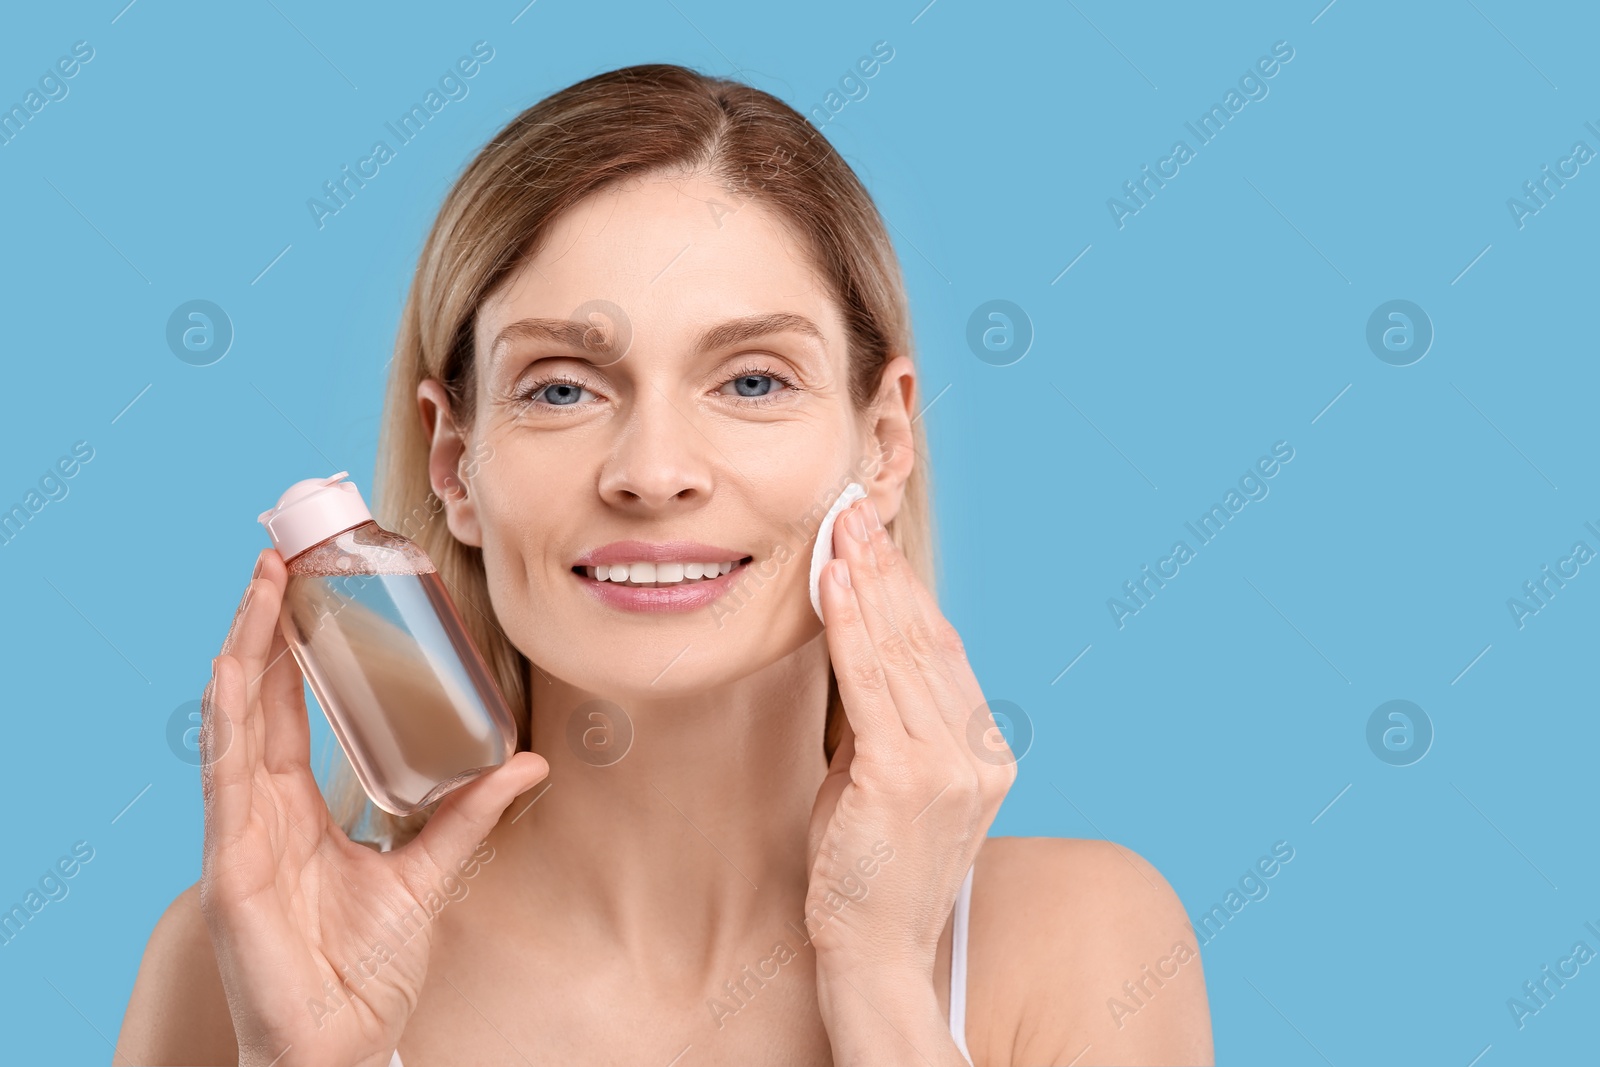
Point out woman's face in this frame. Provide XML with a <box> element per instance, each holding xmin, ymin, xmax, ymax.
<box><xmin>426</xmin><ymin>173</ymin><xmax>913</xmax><ymax>700</ymax></box>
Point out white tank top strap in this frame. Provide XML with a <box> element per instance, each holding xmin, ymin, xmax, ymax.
<box><xmin>392</xmin><ymin>863</ymin><xmax>979</xmax><ymax>1067</ymax></box>
<box><xmin>950</xmin><ymin>862</ymin><xmax>975</xmax><ymax>1065</ymax></box>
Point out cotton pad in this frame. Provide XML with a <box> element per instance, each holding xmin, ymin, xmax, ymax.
<box><xmin>809</xmin><ymin>481</ymin><xmax>868</xmax><ymax>622</ymax></box>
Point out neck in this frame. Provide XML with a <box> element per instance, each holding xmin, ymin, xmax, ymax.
<box><xmin>477</xmin><ymin>631</ymin><xmax>833</xmax><ymax>970</ymax></box>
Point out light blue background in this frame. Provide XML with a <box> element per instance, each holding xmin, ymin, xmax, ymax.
<box><xmin>2</xmin><ymin>1</ymin><xmax>1595</xmax><ymax>1063</ymax></box>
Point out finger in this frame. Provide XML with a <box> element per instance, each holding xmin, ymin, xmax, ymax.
<box><xmin>832</xmin><ymin>499</ymin><xmax>945</xmax><ymax>741</ymax></box>
<box><xmin>259</xmin><ymin>625</ymin><xmax>313</xmax><ymax>777</ymax></box>
<box><xmin>860</xmin><ymin>498</ymin><xmax>963</xmax><ymax>707</ymax></box>
<box><xmin>222</xmin><ymin>550</ymin><xmax>284</xmax><ymax>729</ymax></box>
<box><xmin>201</xmin><ymin>653</ymin><xmax>257</xmax><ymax>849</ymax></box>
<box><xmin>888</xmin><ymin>573</ymin><xmax>1014</xmax><ymax>789</ymax></box>
<box><xmin>862</xmin><ymin>502</ymin><xmax>987</xmax><ymax>728</ymax></box>
<box><xmin>819</xmin><ymin>556</ymin><xmax>908</xmax><ymax>755</ymax></box>
<box><xmin>203</xmin><ymin>551</ymin><xmax>279</xmax><ymax>849</ymax></box>
<box><xmin>219</xmin><ymin>549</ymin><xmax>270</xmax><ymax>660</ymax></box>
<box><xmin>845</xmin><ymin>496</ymin><xmax>986</xmax><ymax>741</ymax></box>
<box><xmin>245</xmin><ymin>549</ymin><xmax>315</xmax><ymax>778</ymax></box>
<box><xmin>405</xmin><ymin>751</ymin><xmax>551</xmax><ymax>882</ymax></box>
<box><xmin>899</xmin><ymin>560</ymin><xmax>987</xmax><ymax>713</ymax></box>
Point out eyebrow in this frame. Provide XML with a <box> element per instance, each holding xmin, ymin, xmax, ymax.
<box><xmin>488</xmin><ymin>312</ymin><xmax>826</xmax><ymax>372</ymax></box>
<box><xmin>695</xmin><ymin>313</ymin><xmax>826</xmax><ymax>354</ymax></box>
<box><xmin>489</xmin><ymin>317</ymin><xmax>604</xmax><ymax>368</ymax></box>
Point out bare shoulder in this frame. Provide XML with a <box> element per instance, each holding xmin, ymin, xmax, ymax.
<box><xmin>967</xmin><ymin>837</ymin><xmax>1214</xmax><ymax>1067</ymax></box>
<box><xmin>114</xmin><ymin>880</ymin><xmax>237</xmax><ymax>1067</ymax></box>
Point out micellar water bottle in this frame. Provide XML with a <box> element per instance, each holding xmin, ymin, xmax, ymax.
<box><xmin>257</xmin><ymin>471</ymin><xmax>519</xmax><ymax>816</ymax></box>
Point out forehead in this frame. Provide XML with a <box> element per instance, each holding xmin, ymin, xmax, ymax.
<box><xmin>476</xmin><ymin>174</ymin><xmax>846</xmax><ymax>353</ymax></box>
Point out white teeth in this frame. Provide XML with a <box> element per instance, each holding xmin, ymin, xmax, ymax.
<box><xmin>589</xmin><ymin>560</ymin><xmax>743</xmax><ymax>585</ymax></box>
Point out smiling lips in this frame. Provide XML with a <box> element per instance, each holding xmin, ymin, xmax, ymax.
<box><xmin>572</xmin><ymin>540</ymin><xmax>756</xmax><ymax>612</ymax></box>
<box><xmin>585</xmin><ymin>559</ymin><xmax>741</xmax><ymax>586</ymax></box>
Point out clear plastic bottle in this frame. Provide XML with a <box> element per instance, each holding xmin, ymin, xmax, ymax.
<box><xmin>257</xmin><ymin>471</ymin><xmax>519</xmax><ymax>816</ymax></box>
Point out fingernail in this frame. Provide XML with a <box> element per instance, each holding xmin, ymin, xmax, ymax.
<box><xmin>866</xmin><ymin>499</ymin><xmax>883</xmax><ymax>530</ymax></box>
<box><xmin>833</xmin><ymin>559</ymin><xmax>851</xmax><ymax>588</ymax></box>
<box><xmin>843</xmin><ymin>509</ymin><xmax>869</xmax><ymax>542</ymax></box>
<box><xmin>252</xmin><ymin>553</ymin><xmax>265</xmax><ymax>580</ymax></box>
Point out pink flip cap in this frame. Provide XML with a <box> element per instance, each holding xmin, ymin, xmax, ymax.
<box><xmin>257</xmin><ymin>471</ymin><xmax>373</xmax><ymax>561</ymax></box>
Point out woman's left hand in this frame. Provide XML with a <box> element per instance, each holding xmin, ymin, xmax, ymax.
<box><xmin>806</xmin><ymin>495</ymin><xmax>1017</xmax><ymax>1063</ymax></box>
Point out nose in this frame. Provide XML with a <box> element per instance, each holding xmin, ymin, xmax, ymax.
<box><xmin>596</xmin><ymin>384</ymin><xmax>715</xmax><ymax>511</ymax></box>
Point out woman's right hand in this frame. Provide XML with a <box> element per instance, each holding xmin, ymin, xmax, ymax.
<box><xmin>199</xmin><ymin>548</ymin><xmax>549</xmax><ymax>1067</ymax></box>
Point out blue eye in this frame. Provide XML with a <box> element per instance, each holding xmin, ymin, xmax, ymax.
<box><xmin>719</xmin><ymin>366</ymin><xmax>795</xmax><ymax>401</ymax></box>
<box><xmin>515</xmin><ymin>364</ymin><xmax>795</xmax><ymax>412</ymax></box>
<box><xmin>517</xmin><ymin>377</ymin><xmax>593</xmax><ymax>408</ymax></box>
<box><xmin>731</xmin><ymin>374</ymin><xmax>776</xmax><ymax>397</ymax></box>
<box><xmin>538</xmin><ymin>382</ymin><xmax>587</xmax><ymax>406</ymax></box>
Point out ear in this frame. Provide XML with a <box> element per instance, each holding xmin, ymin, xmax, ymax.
<box><xmin>417</xmin><ymin>378</ymin><xmax>484</xmax><ymax>548</ymax></box>
<box><xmin>862</xmin><ymin>355</ymin><xmax>918</xmax><ymax>525</ymax></box>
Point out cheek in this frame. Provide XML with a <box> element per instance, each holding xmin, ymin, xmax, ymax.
<box><xmin>470</xmin><ymin>465</ymin><xmax>566</xmax><ymax>586</ymax></box>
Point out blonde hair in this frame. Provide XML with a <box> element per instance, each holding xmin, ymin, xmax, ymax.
<box><xmin>326</xmin><ymin>63</ymin><xmax>937</xmax><ymax>849</ymax></box>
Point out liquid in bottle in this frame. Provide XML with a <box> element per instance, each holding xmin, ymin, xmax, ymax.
<box><xmin>257</xmin><ymin>472</ymin><xmax>519</xmax><ymax>816</ymax></box>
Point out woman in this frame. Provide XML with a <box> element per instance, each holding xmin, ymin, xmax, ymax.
<box><xmin>117</xmin><ymin>65</ymin><xmax>1212</xmax><ymax>1066</ymax></box>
